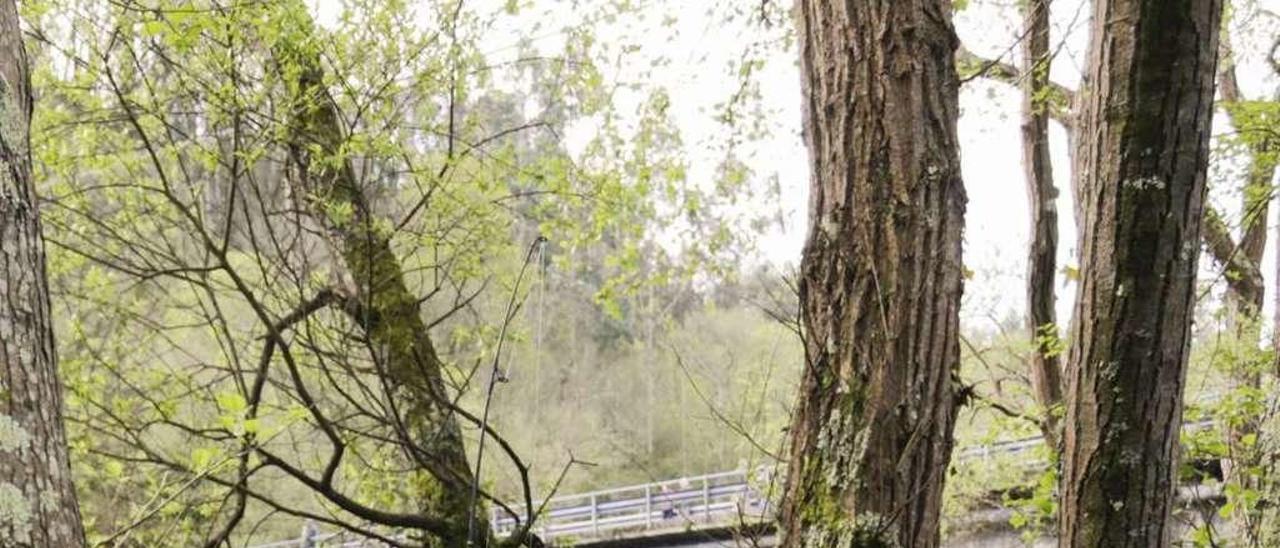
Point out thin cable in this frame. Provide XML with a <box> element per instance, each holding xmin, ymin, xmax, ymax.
<box><xmin>467</xmin><ymin>235</ymin><xmax>548</xmax><ymax>547</ymax></box>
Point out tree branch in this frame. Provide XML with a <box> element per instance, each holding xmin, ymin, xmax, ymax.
<box><xmin>1203</xmin><ymin>205</ymin><xmax>1267</xmax><ymax>310</ymax></box>
<box><xmin>956</xmin><ymin>46</ymin><xmax>1075</xmax><ymax>130</ymax></box>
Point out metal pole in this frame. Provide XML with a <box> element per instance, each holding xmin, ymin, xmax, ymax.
<box><xmin>591</xmin><ymin>494</ymin><xmax>599</xmax><ymax>535</ymax></box>
<box><xmin>300</xmin><ymin>520</ymin><xmax>318</xmax><ymax>548</ymax></box>
<box><xmin>645</xmin><ymin>485</ymin><xmax>653</xmax><ymax>528</ymax></box>
<box><xmin>702</xmin><ymin>477</ymin><xmax>710</xmax><ymax>522</ymax></box>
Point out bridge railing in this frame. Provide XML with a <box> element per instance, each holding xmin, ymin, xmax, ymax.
<box><xmin>490</xmin><ymin>468</ymin><xmax>775</xmax><ymax>541</ymax></box>
<box><xmin>251</xmin><ymin>409</ymin><xmax>1223</xmax><ymax>546</ymax></box>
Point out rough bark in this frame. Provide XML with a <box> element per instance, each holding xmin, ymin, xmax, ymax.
<box><xmin>1059</xmin><ymin>0</ymin><xmax>1223</xmax><ymax>546</ymax></box>
<box><xmin>957</xmin><ymin>47</ymin><xmax>1265</xmax><ymax>312</ymax></box>
<box><xmin>0</xmin><ymin>1</ymin><xmax>88</xmax><ymax>545</ymax></box>
<box><xmin>779</xmin><ymin>2</ymin><xmax>966</xmax><ymax>547</ymax></box>
<box><xmin>1019</xmin><ymin>0</ymin><xmax>1064</xmax><ymax>449</ymax></box>
<box><xmin>277</xmin><ymin>23</ymin><xmax>480</xmax><ymax>547</ymax></box>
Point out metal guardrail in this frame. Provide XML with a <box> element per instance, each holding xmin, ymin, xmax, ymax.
<box><xmin>489</xmin><ymin>468</ymin><xmax>773</xmax><ymax>541</ymax></box>
<box><xmin>249</xmin><ymin>469</ymin><xmax>773</xmax><ymax>547</ymax></box>
<box><xmin>251</xmin><ymin>417</ymin><xmax>1223</xmax><ymax>547</ymax></box>
<box><xmin>494</xmin><ymin>417</ymin><xmax>1220</xmax><ymax>543</ymax></box>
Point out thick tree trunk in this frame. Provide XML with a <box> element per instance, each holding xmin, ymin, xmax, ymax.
<box><xmin>779</xmin><ymin>2</ymin><xmax>966</xmax><ymax>547</ymax></box>
<box><xmin>277</xmin><ymin>23</ymin><xmax>480</xmax><ymax>547</ymax></box>
<box><xmin>0</xmin><ymin>1</ymin><xmax>88</xmax><ymax>546</ymax></box>
<box><xmin>1020</xmin><ymin>0</ymin><xmax>1064</xmax><ymax>450</ymax></box>
<box><xmin>1058</xmin><ymin>1</ymin><xmax>1223</xmax><ymax>546</ymax></box>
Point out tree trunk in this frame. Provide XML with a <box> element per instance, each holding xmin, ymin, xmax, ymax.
<box><xmin>0</xmin><ymin>1</ymin><xmax>88</xmax><ymax>545</ymax></box>
<box><xmin>1020</xmin><ymin>0</ymin><xmax>1064</xmax><ymax>450</ymax></box>
<box><xmin>779</xmin><ymin>2</ymin><xmax>966</xmax><ymax>547</ymax></box>
<box><xmin>1059</xmin><ymin>1</ymin><xmax>1223</xmax><ymax>546</ymax></box>
<box><xmin>1264</xmin><ymin>205</ymin><xmax>1280</xmax><ymax>545</ymax></box>
<box><xmin>276</xmin><ymin>20</ymin><xmax>480</xmax><ymax>547</ymax></box>
<box><xmin>1217</xmin><ymin>38</ymin><xmax>1272</xmax><ymax>313</ymax></box>
<box><xmin>1214</xmin><ymin>33</ymin><xmax>1278</xmax><ymax>540</ymax></box>
<box><xmin>1198</xmin><ymin>39</ymin><xmax>1267</xmax><ymax>325</ymax></box>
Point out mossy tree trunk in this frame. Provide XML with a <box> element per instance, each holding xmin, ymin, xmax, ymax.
<box><xmin>778</xmin><ymin>2</ymin><xmax>967</xmax><ymax>547</ymax></box>
<box><xmin>276</xmin><ymin>19</ymin><xmax>480</xmax><ymax>548</ymax></box>
<box><xmin>0</xmin><ymin>1</ymin><xmax>88</xmax><ymax>545</ymax></box>
<box><xmin>1059</xmin><ymin>0</ymin><xmax>1223</xmax><ymax>545</ymax></box>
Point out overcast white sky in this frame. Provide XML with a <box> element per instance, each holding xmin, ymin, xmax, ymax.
<box><xmin>318</xmin><ymin>0</ymin><xmax>1280</xmax><ymax>328</ymax></box>
<box><xmin>598</xmin><ymin>0</ymin><xmax>1280</xmax><ymax>328</ymax></box>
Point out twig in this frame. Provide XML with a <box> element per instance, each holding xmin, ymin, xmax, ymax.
<box><xmin>467</xmin><ymin>235</ymin><xmax>549</xmax><ymax>546</ymax></box>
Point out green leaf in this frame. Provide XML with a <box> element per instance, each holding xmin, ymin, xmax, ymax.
<box><xmin>1063</xmin><ymin>264</ymin><xmax>1080</xmax><ymax>281</ymax></box>
<box><xmin>141</xmin><ymin>20</ymin><xmax>166</xmax><ymax>37</ymax></box>
<box><xmin>216</xmin><ymin>392</ymin><xmax>248</xmax><ymax>413</ymax></box>
<box><xmin>192</xmin><ymin>447</ymin><xmax>218</xmax><ymax>470</ymax></box>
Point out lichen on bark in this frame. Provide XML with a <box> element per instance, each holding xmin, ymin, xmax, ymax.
<box><xmin>779</xmin><ymin>2</ymin><xmax>967</xmax><ymax>547</ymax></box>
<box><xmin>0</xmin><ymin>1</ymin><xmax>89</xmax><ymax>545</ymax></box>
<box><xmin>1058</xmin><ymin>0</ymin><xmax>1224</xmax><ymax>545</ymax></box>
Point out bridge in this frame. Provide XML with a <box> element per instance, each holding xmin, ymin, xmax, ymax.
<box><xmin>483</xmin><ymin>432</ymin><xmax>1050</xmax><ymax>546</ymax></box>
<box><xmin>252</xmin><ymin>429</ymin><xmax>1056</xmax><ymax>547</ymax></box>
<box><xmin>252</xmin><ymin>406</ymin><xmax>1230</xmax><ymax>547</ymax></box>
<box><xmin>488</xmin><ymin>468</ymin><xmax>776</xmax><ymax>544</ymax></box>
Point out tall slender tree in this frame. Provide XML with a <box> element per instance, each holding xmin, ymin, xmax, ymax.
<box><xmin>0</xmin><ymin>0</ymin><xmax>87</xmax><ymax>545</ymax></box>
<box><xmin>1213</xmin><ymin>32</ymin><xmax>1272</xmax><ymax>326</ymax></box>
<box><xmin>778</xmin><ymin>2</ymin><xmax>967</xmax><ymax>547</ymax></box>
<box><xmin>1209</xmin><ymin>24</ymin><xmax>1280</xmax><ymax>542</ymax></box>
<box><xmin>1020</xmin><ymin>0</ymin><xmax>1064</xmax><ymax>449</ymax></box>
<box><xmin>1059</xmin><ymin>0</ymin><xmax>1224</xmax><ymax>545</ymax></box>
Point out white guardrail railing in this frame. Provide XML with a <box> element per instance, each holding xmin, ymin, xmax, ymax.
<box><xmin>252</xmin><ymin>417</ymin><xmax>1221</xmax><ymax>547</ymax></box>
<box><xmin>489</xmin><ymin>468</ymin><xmax>773</xmax><ymax>541</ymax></box>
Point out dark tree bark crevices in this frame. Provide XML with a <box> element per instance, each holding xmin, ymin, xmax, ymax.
<box><xmin>1059</xmin><ymin>0</ymin><xmax>1224</xmax><ymax>545</ymax></box>
<box><xmin>779</xmin><ymin>2</ymin><xmax>967</xmax><ymax>547</ymax></box>
<box><xmin>958</xmin><ymin>43</ymin><xmax>1266</xmax><ymax>312</ymax></box>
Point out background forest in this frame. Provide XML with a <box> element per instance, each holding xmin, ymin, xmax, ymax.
<box><xmin>1</xmin><ymin>0</ymin><xmax>1279</xmax><ymax>546</ymax></box>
